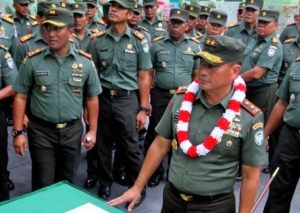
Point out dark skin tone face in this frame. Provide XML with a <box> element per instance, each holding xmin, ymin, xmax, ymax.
<box><xmin>109</xmin><ymin>2</ymin><xmax>132</xmax><ymax>24</ymax></box>
<box><xmin>168</xmin><ymin>19</ymin><xmax>187</xmax><ymax>42</ymax></box>
<box><xmin>13</xmin><ymin>2</ymin><xmax>29</xmax><ymax>17</ymax></box>
<box><xmin>256</xmin><ymin>20</ymin><xmax>278</xmax><ymax>38</ymax></box>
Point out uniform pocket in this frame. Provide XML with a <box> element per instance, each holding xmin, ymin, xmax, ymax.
<box><xmin>68</xmin><ymin>77</ymin><xmax>84</xmax><ymax>95</ymax></box>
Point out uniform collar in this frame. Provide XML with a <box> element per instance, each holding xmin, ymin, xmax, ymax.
<box><xmin>195</xmin><ymin>86</ymin><xmax>235</xmax><ymax>110</ymax></box>
<box><xmin>142</xmin><ymin>16</ymin><xmax>163</xmax><ymax>25</ymax></box>
<box><xmin>107</xmin><ymin>25</ymin><xmax>131</xmax><ymax>39</ymax></box>
<box><xmin>256</xmin><ymin>32</ymin><xmax>277</xmax><ymax>43</ymax></box>
<box><xmin>13</xmin><ymin>12</ymin><xmax>30</xmax><ymax>21</ymax></box>
<box><xmin>164</xmin><ymin>34</ymin><xmax>188</xmax><ymax>43</ymax></box>
<box><xmin>44</xmin><ymin>44</ymin><xmax>76</xmax><ymax>59</ymax></box>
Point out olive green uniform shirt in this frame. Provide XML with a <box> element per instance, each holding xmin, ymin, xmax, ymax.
<box><xmin>225</xmin><ymin>21</ymin><xmax>256</xmax><ymax>46</ymax></box>
<box><xmin>151</xmin><ymin>35</ymin><xmax>200</xmax><ymax>89</ymax></box>
<box><xmin>90</xmin><ymin>25</ymin><xmax>152</xmax><ymax>90</ymax></box>
<box><xmin>277</xmin><ymin>61</ymin><xmax>300</xmax><ymax>128</ymax></box>
<box><xmin>10</xmin><ymin>13</ymin><xmax>38</xmax><ymax>37</ymax></box>
<box><xmin>87</xmin><ymin>17</ymin><xmax>106</xmax><ymax>32</ymax></box>
<box><xmin>74</xmin><ymin>30</ymin><xmax>93</xmax><ymax>52</ymax></box>
<box><xmin>241</xmin><ymin>33</ymin><xmax>283</xmax><ymax>87</ymax></box>
<box><xmin>279</xmin><ymin>23</ymin><xmax>297</xmax><ymax>44</ymax></box>
<box><xmin>0</xmin><ymin>16</ymin><xmax>18</xmax><ymax>56</ymax></box>
<box><xmin>155</xmin><ymin>89</ymin><xmax>267</xmax><ymax>195</ymax></box>
<box><xmin>14</xmin><ymin>45</ymin><xmax>102</xmax><ymax>123</ymax></box>
<box><xmin>279</xmin><ymin>37</ymin><xmax>300</xmax><ymax>84</ymax></box>
<box><xmin>140</xmin><ymin>18</ymin><xmax>168</xmax><ymax>41</ymax></box>
<box><xmin>0</xmin><ymin>46</ymin><xmax>18</xmax><ymax>90</ymax></box>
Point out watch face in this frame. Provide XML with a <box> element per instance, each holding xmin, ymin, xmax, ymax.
<box><xmin>11</xmin><ymin>129</ymin><xmax>22</xmax><ymax>137</ymax></box>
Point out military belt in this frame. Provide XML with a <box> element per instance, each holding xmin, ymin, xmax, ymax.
<box><xmin>102</xmin><ymin>87</ymin><xmax>137</xmax><ymax>97</ymax></box>
<box><xmin>286</xmin><ymin>123</ymin><xmax>300</xmax><ymax>134</ymax></box>
<box><xmin>154</xmin><ymin>86</ymin><xmax>176</xmax><ymax>95</ymax></box>
<box><xmin>31</xmin><ymin>114</ymin><xmax>79</xmax><ymax>129</ymax></box>
<box><xmin>168</xmin><ymin>182</ymin><xmax>230</xmax><ymax>203</ymax></box>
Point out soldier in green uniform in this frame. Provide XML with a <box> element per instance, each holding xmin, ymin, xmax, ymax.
<box><xmin>9</xmin><ymin>0</ymin><xmax>39</xmax><ymax>37</ymax></box>
<box><xmin>200</xmin><ymin>9</ymin><xmax>227</xmax><ymax>47</ymax></box>
<box><xmin>196</xmin><ymin>5</ymin><xmax>210</xmax><ymax>35</ymax></box>
<box><xmin>12</xmin><ymin>7</ymin><xmax>102</xmax><ymax>190</ymax></box>
<box><xmin>0</xmin><ymin>44</ymin><xmax>18</xmax><ymax>201</ymax></box>
<box><xmin>0</xmin><ymin>13</ymin><xmax>17</xmax><ymax>57</ymax></box>
<box><xmin>71</xmin><ymin>2</ymin><xmax>93</xmax><ymax>52</ymax></box>
<box><xmin>278</xmin><ymin>24</ymin><xmax>300</xmax><ymax>85</ymax></box>
<box><xmin>109</xmin><ymin>35</ymin><xmax>267</xmax><ymax>212</ymax></box>
<box><xmin>140</xmin><ymin>0</ymin><xmax>167</xmax><ymax>41</ymax></box>
<box><xmin>183</xmin><ymin>3</ymin><xmax>202</xmax><ymax>39</ymax></box>
<box><xmin>144</xmin><ymin>8</ymin><xmax>200</xmax><ymax>188</ymax></box>
<box><xmin>240</xmin><ymin>9</ymin><xmax>282</xmax><ymax>174</ymax></box>
<box><xmin>5</xmin><ymin>0</ymin><xmax>37</xmax><ymax>17</ymax></box>
<box><xmin>279</xmin><ymin>14</ymin><xmax>300</xmax><ymax>44</ymax></box>
<box><xmin>90</xmin><ymin>0</ymin><xmax>152</xmax><ymax>206</ymax></box>
<box><xmin>84</xmin><ymin>0</ymin><xmax>106</xmax><ymax>32</ymax></box>
<box><xmin>225</xmin><ymin>0</ymin><xmax>263</xmax><ymax>46</ymax></box>
<box><xmin>263</xmin><ymin>55</ymin><xmax>300</xmax><ymax>213</ymax></box>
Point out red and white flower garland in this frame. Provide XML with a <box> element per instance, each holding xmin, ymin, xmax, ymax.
<box><xmin>176</xmin><ymin>76</ymin><xmax>246</xmax><ymax>158</ymax></box>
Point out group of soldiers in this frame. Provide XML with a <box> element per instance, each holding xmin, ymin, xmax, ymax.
<box><xmin>1</xmin><ymin>0</ymin><xmax>300</xmax><ymax>212</ymax></box>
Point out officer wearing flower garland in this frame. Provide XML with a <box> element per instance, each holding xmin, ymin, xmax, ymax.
<box><xmin>109</xmin><ymin>35</ymin><xmax>267</xmax><ymax>212</ymax></box>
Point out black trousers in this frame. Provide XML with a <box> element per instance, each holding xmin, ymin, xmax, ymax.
<box><xmin>161</xmin><ymin>182</ymin><xmax>235</xmax><ymax>213</ymax></box>
<box><xmin>144</xmin><ymin>88</ymin><xmax>173</xmax><ymax>177</ymax></box>
<box><xmin>96</xmin><ymin>91</ymin><xmax>144</xmax><ymax>186</ymax></box>
<box><xmin>27</xmin><ymin>118</ymin><xmax>83</xmax><ymax>191</ymax></box>
<box><xmin>264</xmin><ymin>123</ymin><xmax>300</xmax><ymax>213</ymax></box>
<box><xmin>0</xmin><ymin>109</ymin><xmax>9</xmax><ymax>201</ymax></box>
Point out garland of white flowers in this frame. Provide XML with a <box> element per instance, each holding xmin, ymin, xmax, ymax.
<box><xmin>176</xmin><ymin>76</ymin><xmax>246</xmax><ymax>158</ymax></box>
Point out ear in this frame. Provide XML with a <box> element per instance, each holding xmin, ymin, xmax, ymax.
<box><xmin>127</xmin><ymin>10</ymin><xmax>134</xmax><ymax>20</ymax></box>
<box><xmin>232</xmin><ymin>64</ymin><xmax>241</xmax><ymax>79</ymax></box>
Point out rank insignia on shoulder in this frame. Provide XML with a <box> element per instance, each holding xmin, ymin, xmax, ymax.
<box><xmin>97</xmin><ymin>18</ymin><xmax>106</xmax><ymax>25</ymax></box>
<box><xmin>190</xmin><ymin>37</ymin><xmax>200</xmax><ymax>44</ymax></box>
<box><xmin>287</xmin><ymin>22</ymin><xmax>296</xmax><ymax>26</ymax></box>
<box><xmin>30</xmin><ymin>15</ymin><xmax>36</xmax><ymax>21</ymax></box>
<box><xmin>1</xmin><ymin>16</ymin><xmax>14</xmax><ymax>24</ymax></box>
<box><xmin>284</xmin><ymin>38</ymin><xmax>295</xmax><ymax>43</ymax></box>
<box><xmin>0</xmin><ymin>44</ymin><xmax>8</xmax><ymax>51</ymax></box>
<box><xmin>272</xmin><ymin>37</ymin><xmax>278</xmax><ymax>43</ymax></box>
<box><xmin>27</xmin><ymin>48</ymin><xmax>42</xmax><ymax>57</ymax></box>
<box><xmin>132</xmin><ymin>29</ymin><xmax>145</xmax><ymax>40</ymax></box>
<box><xmin>227</xmin><ymin>22</ymin><xmax>238</xmax><ymax>28</ymax></box>
<box><xmin>91</xmin><ymin>30</ymin><xmax>106</xmax><ymax>39</ymax></box>
<box><xmin>79</xmin><ymin>50</ymin><xmax>92</xmax><ymax>59</ymax></box>
<box><xmin>20</xmin><ymin>33</ymin><xmax>33</xmax><ymax>43</ymax></box>
<box><xmin>153</xmin><ymin>35</ymin><xmax>165</xmax><ymax>42</ymax></box>
<box><xmin>139</xmin><ymin>26</ymin><xmax>149</xmax><ymax>32</ymax></box>
<box><xmin>31</xmin><ymin>21</ymin><xmax>38</xmax><ymax>26</ymax></box>
<box><xmin>295</xmin><ymin>57</ymin><xmax>300</xmax><ymax>62</ymax></box>
<box><xmin>241</xmin><ymin>99</ymin><xmax>261</xmax><ymax>116</ymax></box>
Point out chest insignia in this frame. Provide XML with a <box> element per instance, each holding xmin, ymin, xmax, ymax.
<box><xmin>290</xmin><ymin>93</ymin><xmax>296</xmax><ymax>103</ymax></box>
<box><xmin>225</xmin><ymin>140</ymin><xmax>233</xmax><ymax>148</ymax></box>
<box><xmin>224</xmin><ymin>122</ymin><xmax>242</xmax><ymax>138</ymax></box>
<box><xmin>172</xmin><ymin>139</ymin><xmax>178</xmax><ymax>150</ymax></box>
<box><xmin>184</xmin><ymin>46</ymin><xmax>194</xmax><ymax>55</ymax></box>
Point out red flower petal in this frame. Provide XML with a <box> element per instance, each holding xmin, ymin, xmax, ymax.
<box><xmin>187</xmin><ymin>146</ymin><xmax>198</xmax><ymax>158</ymax></box>
<box><xmin>177</xmin><ymin>131</ymin><xmax>188</xmax><ymax>143</ymax></box>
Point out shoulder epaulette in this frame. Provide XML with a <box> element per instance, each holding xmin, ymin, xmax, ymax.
<box><xmin>97</xmin><ymin>18</ymin><xmax>106</xmax><ymax>25</ymax></box>
<box><xmin>287</xmin><ymin>22</ymin><xmax>296</xmax><ymax>26</ymax></box>
<box><xmin>0</xmin><ymin>44</ymin><xmax>8</xmax><ymax>51</ymax></box>
<box><xmin>31</xmin><ymin>21</ymin><xmax>38</xmax><ymax>26</ymax></box>
<box><xmin>79</xmin><ymin>50</ymin><xmax>92</xmax><ymax>59</ymax></box>
<box><xmin>241</xmin><ymin>99</ymin><xmax>261</xmax><ymax>116</ymax></box>
<box><xmin>228</xmin><ymin>22</ymin><xmax>238</xmax><ymax>28</ymax></box>
<box><xmin>190</xmin><ymin>36</ymin><xmax>200</xmax><ymax>44</ymax></box>
<box><xmin>295</xmin><ymin>57</ymin><xmax>300</xmax><ymax>62</ymax></box>
<box><xmin>30</xmin><ymin>15</ymin><xmax>36</xmax><ymax>21</ymax></box>
<box><xmin>271</xmin><ymin>37</ymin><xmax>279</xmax><ymax>44</ymax></box>
<box><xmin>152</xmin><ymin>35</ymin><xmax>165</xmax><ymax>43</ymax></box>
<box><xmin>90</xmin><ymin>28</ymin><xmax>99</xmax><ymax>34</ymax></box>
<box><xmin>1</xmin><ymin>15</ymin><xmax>14</xmax><ymax>24</ymax></box>
<box><xmin>138</xmin><ymin>26</ymin><xmax>149</xmax><ymax>33</ymax></box>
<box><xmin>284</xmin><ymin>38</ymin><xmax>295</xmax><ymax>43</ymax></box>
<box><xmin>91</xmin><ymin>30</ymin><xmax>106</xmax><ymax>39</ymax></box>
<box><xmin>132</xmin><ymin>29</ymin><xmax>145</xmax><ymax>40</ymax></box>
<box><xmin>176</xmin><ymin>86</ymin><xmax>187</xmax><ymax>94</ymax></box>
<box><xmin>20</xmin><ymin>33</ymin><xmax>33</xmax><ymax>43</ymax></box>
<box><xmin>27</xmin><ymin>48</ymin><xmax>42</xmax><ymax>58</ymax></box>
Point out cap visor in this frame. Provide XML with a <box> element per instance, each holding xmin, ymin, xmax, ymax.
<box><xmin>143</xmin><ymin>3</ymin><xmax>156</xmax><ymax>6</ymax></box>
<box><xmin>199</xmin><ymin>12</ymin><xmax>209</xmax><ymax>16</ymax></box>
<box><xmin>73</xmin><ymin>10</ymin><xmax>86</xmax><ymax>15</ymax></box>
<box><xmin>43</xmin><ymin>20</ymin><xmax>66</xmax><ymax>27</ymax></box>
<box><xmin>245</xmin><ymin>5</ymin><xmax>259</xmax><ymax>10</ymax></box>
<box><xmin>209</xmin><ymin>19</ymin><xmax>225</xmax><ymax>26</ymax></box>
<box><xmin>258</xmin><ymin>17</ymin><xmax>274</xmax><ymax>22</ymax></box>
<box><xmin>170</xmin><ymin>16</ymin><xmax>186</xmax><ymax>22</ymax></box>
<box><xmin>87</xmin><ymin>2</ymin><xmax>97</xmax><ymax>7</ymax></box>
<box><xmin>194</xmin><ymin>51</ymin><xmax>224</xmax><ymax>66</ymax></box>
<box><xmin>109</xmin><ymin>0</ymin><xmax>129</xmax><ymax>9</ymax></box>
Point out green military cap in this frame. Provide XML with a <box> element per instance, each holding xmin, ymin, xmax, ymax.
<box><xmin>70</xmin><ymin>2</ymin><xmax>87</xmax><ymax>15</ymax></box>
<box><xmin>83</xmin><ymin>0</ymin><xmax>97</xmax><ymax>7</ymax></box>
<box><xmin>14</xmin><ymin>0</ymin><xmax>31</xmax><ymax>4</ymax></box>
<box><xmin>258</xmin><ymin>9</ymin><xmax>279</xmax><ymax>22</ymax></box>
<box><xmin>143</xmin><ymin>0</ymin><xmax>157</xmax><ymax>7</ymax></box>
<box><xmin>245</xmin><ymin>0</ymin><xmax>263</xmax><ymax>11</ymax></box>
<box><xmin>133</xmin><ymin>4</ymin><xmax>143</xmax><ymax>15</ymax></box>
<box><xmin>209</xmin><ymin>9</ymin><xmax>227</xmax><ymax>26</ymax></box>
<box><xmin>194</xmin><ymin>35</ymin><xmax>245</xmax><ymax>66</ymax></box>
<box><xmin>37</xmin><ymin>2</ymin><xmax>54</xmax><ymax>15</ymax></box>
<box><xmin>199</xmin><ymin>5</ymin><xmax>211</xmax><ymax>16</ymax></box>
<box><xmin>109</xmin><ymin>0</ymin><xmax>137</xmax><ymax>10</ymax></box>
<box><xmin>43</xmin><ymin>7</ymin><xmax>73</xmax><ymax>27</ymax></box>
<box><xmin>169</xmin><ymin>8</ymin><xmax>189</xmax><ymax>22</ymax></box>
<box><xmin>238</xmin><ymin>2</ymin><xmax>245</xmax><ymax>11</ymax></box>
<box><xmin>183</xmin><ymin>4</ymin><xmax>201</xmax><ymax>18</ymax></box>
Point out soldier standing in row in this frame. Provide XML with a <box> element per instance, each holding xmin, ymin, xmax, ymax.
<box><xmin>195</xmin><ymin>5</ymin><xmax>210</xmax><ymax>35</ymax></box>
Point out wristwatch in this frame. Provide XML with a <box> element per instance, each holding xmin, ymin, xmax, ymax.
<box><xmin>11</xmin><ymin>129</ymin><xmax>23</xmax><ymax>137</ymax></box>
<box><xmin>139</xmin><ymin>106</ymin><xmax>150</xmax><ymax>114</ymax></box>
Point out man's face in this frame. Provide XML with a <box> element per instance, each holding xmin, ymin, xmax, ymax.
<box><xmin>86</xmin><ymin>3</ymin><xmax>98</xmax><ymax>18</ymax></box>
<box><xmin>109</xmin><ymin>2</ymin><xmax>132</xmax><ymax>23</ymax></box>
<box><xmin>197</xmin><ymin>15</ymin><xmax>208</xmax><ymax>30</ymax></box>
<box><xmin>256</xmin><ymin>20</ymin><xmax>278</xmax><ymax>38</ymax></box>
<box><xmin>42</xmin><ymin>23</ymin><xmax>72</xmax><ymax>53</ymax></box>
<box><xmin>144</xmin><ymin>5</ymin><xmax>157</xmax><ymax>20</ymax></box>
<box><xmin>244</xmin><ymin>7</ymin><xmax>259</xmax><ymax>24</ymax></box>
<box><xmin>206</xmin><ymin>22</ymin><xmax>225</xmax><ymax>35</ymax></box>
<box><xmin>74</xmin><ymin>13</ymin><xmax>88</xmax><ymax>31</ymax></box>
<box><xmin>186</xmin><ymin>16</ymin><xmax>197</xmax><ymax>32</ymax></box>
<box><xmin>237</xmin><ymin>9</ymin><xmax>244</xmax><ymax>21</ymax></box>
<box><xmin>128</xmin><ymin>11</ymin><xmax>142</xmax><ymax>26</ymax></box>
<box><xmin>13</xmin><ymin>2</ymin><xmax>29</xmax><ymax>17</ymax></box>
<box><xmin>197</xmin><ymin>60</ymin><xmax>239</xmax><ymax>93</ymax></box>
<box><xmin>168</xmin><ymin>19</ymin><xmax>186</xmax><ymax>41</ymax></box>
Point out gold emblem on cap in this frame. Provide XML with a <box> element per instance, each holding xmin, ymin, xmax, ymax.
<box><xmin>226</xmin><ymin>140</ymin><xmax>233</xmax><ymax>148</ymax></box>
<box><xmin>250</xmin><ymin>0</ymin><xmax>254</xmax><ymax>3</ymax></box>
<box><xmin>51</xmin><ymin>4</ymin><xmax>56</xmax><ymax>8</ymax></box>
<box><xmin>177</xmin><ymin>10</ymin><xmax>181</xmax><ymax>15</ymax></box>
<box><xmin>190</xmin><ymin>7</ymin><xmax>194</xmax><ymax>11</ymax></box>
<box><xmin>75</xmin><ymin>4</ymin><xmax>79</xmax><ymax>8</ymax></box>
<box><xmin>205</xmin><ymin>38</ymin><xmax>216</xmax><ymax>47</ymax></box>
<box><xmin>61</xmin><ymin>2</ymin><xmax>66</xmax><ymax>7</ymax></box>
<box><xmin>262</xmin><ymin>11</ymin><xmax>267</xmax><ymax>16</ymax></box>
<box><xmin>49</xmin><ymin>10</ymin><xmax>56</xmax><ymax>15</ymax></box>
<box><xmin>204</xmin><ymin>7</ymin><xmax>208</xmax><ymax>11</ymax></box>
<box><xmin>200</xmin><ymin>51</ymin><xmax>224</xmax><ymax>64</ymax></box>
<box><xmin>217</xmin><ymin>14</ymin><xmax>221</xmax><ymax>19</ymax></box>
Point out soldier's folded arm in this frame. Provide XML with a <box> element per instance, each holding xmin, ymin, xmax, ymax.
<box><xmin>240</xmin><ymin>66</ymin><xmax>267</xmax><ymax>82</ymax></box>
